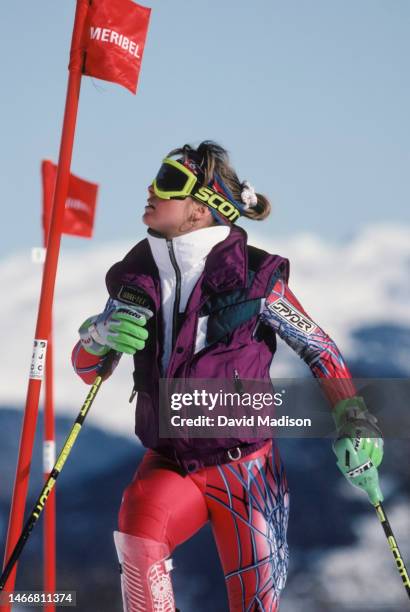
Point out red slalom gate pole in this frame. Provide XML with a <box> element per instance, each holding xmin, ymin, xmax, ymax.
<box><xmin>1</xmin><ymin>2</ymin><xmax>89</xmax><ymax>605</ymax></box>
<box><xmin>42</xmin><ymin>211</ymin><xmax>56</xmax><ymax>612</ymax></box>
<box><xmin>43</xmin><ymin>320</ymin><xmax>56</xmax><ymax>610</ymax></box>
<box><xmin>44</xmin><ymin>337</ymin><xmax>57</xmax><ymax>611</ymax></box>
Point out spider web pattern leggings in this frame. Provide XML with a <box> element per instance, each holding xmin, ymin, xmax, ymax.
<box><xmin>118</xmin><ymin>440</ymin><xmax>289</xmax><ymax>612</ymax></box>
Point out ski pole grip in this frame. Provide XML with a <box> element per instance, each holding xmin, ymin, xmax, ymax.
<box><xmin>97</xmin><ymin>349</ymin><xmax>120</xmax><ymax>379</ymax></box>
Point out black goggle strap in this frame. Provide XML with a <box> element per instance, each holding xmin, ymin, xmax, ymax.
<box><xmin>205</xmin><ymin>172</ymin><xmax>246</xmax><ymax>223</ymax></box>
<box><xmin>191</xmin><ymin>183</ymin><xmax>242</xmax><ymax>224</ymax></box>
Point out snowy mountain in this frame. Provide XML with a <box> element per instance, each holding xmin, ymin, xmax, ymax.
<box><xmin>0</xmin><ymin>224</ymin><xmax>409</xmax><ymax>611</ymax></box>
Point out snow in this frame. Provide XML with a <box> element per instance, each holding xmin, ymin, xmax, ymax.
<box><xmin>248</xmin><ymin>223</ymin><xmax>410</xmax><ymax>354</ymax></box>
<box><xmin>318</xmin><ymin>501</ymin><xmax>409</xmax><ymax>610</ymax></box>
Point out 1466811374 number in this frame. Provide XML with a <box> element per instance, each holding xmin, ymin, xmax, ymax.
<box><xmin>0</xmin><ymin>591</ymin><xmax>76</xmax><ymax>606</ymax></box>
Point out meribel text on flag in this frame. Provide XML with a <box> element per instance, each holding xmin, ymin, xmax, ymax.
<box><xmin>90</xmin><ymin>27</ymin><xmax>141</xmax><ymax>58</ymax></box>
<box><xmin>71</xmin><ymin>0</ymin><xmax>152</xmax><ymax>93</ymax></box>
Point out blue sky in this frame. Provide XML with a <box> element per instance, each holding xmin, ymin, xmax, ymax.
<box><xmin>1</xmin><ymin>0</ymin><xmax>409</xmax><ymax>258</ymax></box>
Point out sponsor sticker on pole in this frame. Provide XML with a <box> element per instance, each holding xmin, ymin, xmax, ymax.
<box><xmin>30</xmin><ymin>340</ymin><xmax>48</xmax><ymax>380</ymax></box>
<box><xmin>43</xmin><ymin>441</ymin><xmax>56</xmax><ymax>474</ymax></box>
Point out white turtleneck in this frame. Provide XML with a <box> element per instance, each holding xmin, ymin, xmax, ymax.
<box><xmin>147</xmin><ymin>225</ymin><xmax>230</xmax><ymax>373</ymax></box>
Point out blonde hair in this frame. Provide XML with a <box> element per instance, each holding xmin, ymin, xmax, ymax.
<box><xmin>167</xmin><ymin>141</ymin><xmax>271</xmax><ymax>221</ymax></box>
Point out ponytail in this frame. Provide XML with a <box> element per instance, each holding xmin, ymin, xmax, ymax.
<box><xmin>242</xmin><ymin>192</ymin><xmax>271</xmax><ymax>221</ymax></box>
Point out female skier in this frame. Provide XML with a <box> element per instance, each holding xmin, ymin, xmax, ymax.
<box><xmin>72</xmin><ymin>141</ymin><xmax>383</xmax><ymax>611</ymax></box>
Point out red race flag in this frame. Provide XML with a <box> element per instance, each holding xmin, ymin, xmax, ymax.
<box><xmin>70</xmin><ymin>0</ymin><xmax>151</xmax><ymax>93</ymax></box>
<box><xmin>41</xmin><ymin>160</ymin><xmax>98</xmax><ymax>240</ymax></box>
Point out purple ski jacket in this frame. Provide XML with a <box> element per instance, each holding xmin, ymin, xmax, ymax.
<box><xmin>105</xmin><ymin>226</ymin><xmax>289</xmax><ymax>473</ymax></box>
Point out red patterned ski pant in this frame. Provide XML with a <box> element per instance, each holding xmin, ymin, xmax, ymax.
<box><xmin>118</xmin><ymin>440</ymin><xmax>289</xmax><ymax>611</ymax></box>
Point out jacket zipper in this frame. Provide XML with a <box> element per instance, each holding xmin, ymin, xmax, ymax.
<box><xmin>166</xmin><ymin>239</ymin><xmax>182</xmax><ymax>349</ymax></box>
<box><xmin>233</xmin><ymin>368</ymin><xmax>244</xmax><ymax>395</ymax></box>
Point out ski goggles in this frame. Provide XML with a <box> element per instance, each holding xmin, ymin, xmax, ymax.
<box><xmin>153</xmin><ymin>158</ymin><xmax>198</xmax><ymax>200</ymax></box>
<box><xmin>152</xmin><ymin>157</ymin><xmax>242</xmax><ymax>224</ymax></box>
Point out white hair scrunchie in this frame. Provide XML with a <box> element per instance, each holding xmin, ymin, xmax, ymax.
<box><xmin>240</xmin><ymin>181</ymin><xmax>258</xmax><ymax>209</ymax></box>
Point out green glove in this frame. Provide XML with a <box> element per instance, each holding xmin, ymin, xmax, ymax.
<box><xmin>79</xmin><ymin>299</ymin><xmax>151</xmax><ymax>356</ymax></box>
<box><xmin>332</xmin><ymin>396</ymin><xmax>384</xmax><ymax>505</ymax></box>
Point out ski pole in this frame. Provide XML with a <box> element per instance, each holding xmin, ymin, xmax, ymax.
<box><xmin>0</xmin><ymin>350</ymin><xmax>118</xmax><ymax>591</ymax></box>
<box><xmin>374</xmin><ymin>502</ymin><xmax>410</xmax><ymax>600</ymax></box>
